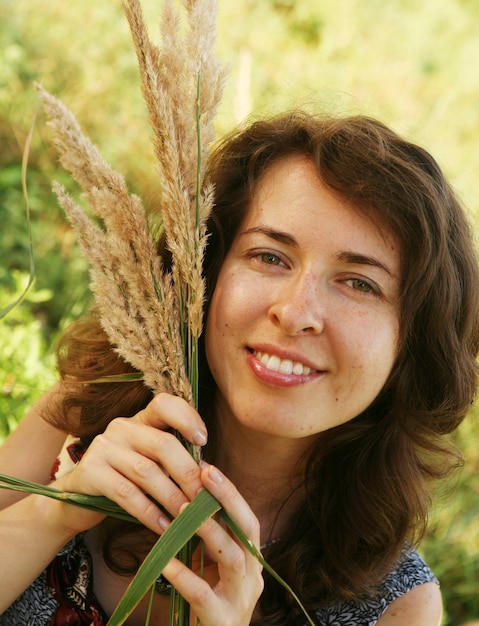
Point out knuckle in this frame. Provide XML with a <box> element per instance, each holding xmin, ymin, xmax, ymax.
<box><xmin>103</xmin><ymin>416</ymin><xmax>130</xmax><ymax>438</ymax></box>
<box><xmin>249</xmin><ymin>516</ymin><xmax>261</xmax><ymax>541</ymax></box>
<box><xmin>89</xmin><ymin>432</ymin><xmax>108</xmax><ymax>451</ymax></box>
<box><xmin>153</xmin><ymin>392</ymin><xmax>168</xmax><ymax>406</ymax></box>
<box><xmin>165</xmin><ymin>486</ymin><xmax>188</xmax><ymax>514</ymax></box>
<box><xmin>114</xmin><ymin>478</ymin><xmax>137</xmax><ymax>500</ymax></box>
<box><xmin>229</xmin><ymin>545</ymin><xmax>246</xmax><ymax>573</ymax></box>
<box><xmin>253</xmin><ymin>572</ymin><xmax>265</xmax><ymax>599</ymax></box>
<box><xmin>189</xmin><ymin>581</ymin><xmax>213</xmax><ymax>608</ymax></box>
<box><xmin>182</xmin><ymin>463</ymin><xmax>200</xmax><ymax>483</ymax></box>
<box><xmin>151</xmin><ymin>392</ymin><xmax>173</xmax><ymax>415</ymax></box>
<box><xmin>133</xmin><ymin>456</ymin><xmax>158</xmax><ymax>480</ymax></box>
<box><xmin>139</xmin><ymin>498</ymin><xmax>161</xmax><ymax>522</ymax></box>
<box><xmin>150</xmin><ymin>429</ymin><xmax>174</xmax><ymax>450</ymax></box>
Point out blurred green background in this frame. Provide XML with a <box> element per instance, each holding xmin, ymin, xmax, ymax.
<box><xmin>1</xmin><ymin>1</ymin><xmax>478</xmax><ymax>623</ymax></box>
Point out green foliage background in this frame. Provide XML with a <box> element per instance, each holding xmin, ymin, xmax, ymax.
<box><xmin>1</xmin><ymin>1</ymin><xmax>478</xmax><ymax>623</ymax></box>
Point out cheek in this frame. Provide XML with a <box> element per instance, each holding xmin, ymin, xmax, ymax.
<box><xmin>205</xmin><ymin>269</ymin><xmax>265</xmax><ymax>371</ymax></box>
<box><xmin>206</xmin><ymin>278</ymin><xmax>232</xmax><ymax>338</ymax></box>
<box><xmin>342</xmin><ymin>312</ymin><xmax>399</xmax><ymax>384</ymax></box>
<box><xmin>204</xmin><ymin>277</ymin><xmax>236</xmax><ymax>365</ymax></box>
<box><xmin>208</xmin><ymin>269</ymin><xmax>257</xmax><ymax>330</ymax></box>
<box><xmin>362</xmin><ymin>319</ymin><xmax>399</xmax><ymax>386</ymax></box>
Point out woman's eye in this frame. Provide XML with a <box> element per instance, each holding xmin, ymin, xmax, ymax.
<box><xmin>348</xmin><ymin>278</ymin><xmax>375</xmax><ymax>294</ymax></box>
<box><xmin>260</xmin><ymin>252</ymin><xmax>282</xmax><ymax>266</ymax></box>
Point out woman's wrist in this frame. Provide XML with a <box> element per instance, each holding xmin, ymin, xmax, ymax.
<box><xmin>32</xmin><ymin>481</ymin><xmax>102</xmax><ymax>542</ymax></box>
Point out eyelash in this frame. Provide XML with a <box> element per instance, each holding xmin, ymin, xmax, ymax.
<box><xmin>249</xmin><ymin>250</ymin><xmax>382</xmax><ymax>297</ymax></box>
<box><xmin>248</xmin><ymin>250</ymin><xmax>288</xmax><ymax>267</ymax></box>
<box><xmin>345</xmin><ymin>277</ymin><xmax>380</xmax><ymax>297</ymax></box>
<box><xmin>259</xmin><ymin>252</ymin><xmax>284</xmax><ymax>266</ymax></box>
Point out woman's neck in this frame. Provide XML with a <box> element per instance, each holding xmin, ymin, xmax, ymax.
<box><xmin>209</xmin><ymin>412</ymin><xmax>311</xmax><ymax>542</ymax></box>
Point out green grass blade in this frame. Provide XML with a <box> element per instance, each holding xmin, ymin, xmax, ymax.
<box><xmin>107</xmin><ymin>489</ymin><xmax>221</xmax><ymax>626</ymax></box>
<box><xmin>60</xmin><ymin>373</ymin><xmax>145</xmax><ymax>384</ymax></box>
<box><xmin>81</xmin><ymin>373</ymin><xmax>144</xmax><ymax>384</ymax></box>
<box><xmin>0</xmin><ymin>474</ymin><xmax>139</xmax><ymax>523</ymax></box>
<box><xmin>145</xmin><ymin>584</ymin><xmax>155</xmax><ymax>626</ymax></box>
<box><xmin>0</xmin><ymin>106</ymin><xmax>37</xmax><ymax>320</ymax></box>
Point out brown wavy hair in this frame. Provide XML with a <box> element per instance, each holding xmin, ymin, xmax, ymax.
<box><xmin>53</xmin><ymin>111</ymin><xmax>479</xmax><ymax>624</ymax></box>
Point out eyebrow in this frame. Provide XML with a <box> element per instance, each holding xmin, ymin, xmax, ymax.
<box><xmin>241</xmin><ymin>226</ymin><xmax>395</xmax><ymax>277</ymax></box>
<box><xmin>240</xmin><ymin>226</ymin><xmax>299</xmax><ymax>247</ymax></box>
<box><xmin>337</xmin><ymin>251</ymin><xmax>395</xmax><ymax>277</ymax></box>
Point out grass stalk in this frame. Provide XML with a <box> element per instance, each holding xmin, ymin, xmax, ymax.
<box><xmin>0</xmin><ymin>474</ymin><xmax>139</xmax><ymax>524</ymax></box>
<box><xmin>145</xmin><ymin>585</ymin><xmax>155</xmax><ymax>626</ymax></box>
<box><xmin>0</xmin><ymin>105</ymin><xmax>37</xmax><ymax>319</ymax></box>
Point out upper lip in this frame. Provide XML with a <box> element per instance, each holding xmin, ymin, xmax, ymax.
<box><xmin>248</xmin><ymin>344</ymin><xmax>324</xmax><ymax>372</ymax></box>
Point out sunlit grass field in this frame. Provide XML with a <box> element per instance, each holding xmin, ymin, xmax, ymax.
<box><xmin>1</xmin><ymin>1</ymin><xmax>479</xmax><ymax>623</ymax></box>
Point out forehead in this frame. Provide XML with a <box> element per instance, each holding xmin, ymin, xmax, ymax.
<box><xmin>250</xmin><ymin>155</ymin><xmax>397</xmax><ymax>240</ymax></box>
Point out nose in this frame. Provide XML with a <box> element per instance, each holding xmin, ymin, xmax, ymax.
<box><xmin>268</xmin><ymin>274</ymin><xmax>325</xmax><ymax>336</ymax></box>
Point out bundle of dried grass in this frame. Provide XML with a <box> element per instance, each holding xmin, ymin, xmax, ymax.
<box><xmin>35</xmin><ymin>3</ymin><xmax>229</xmax><ymax>621</ymax></box>
<box><xmin>36</xmin><ymin>0</ymin><xmax>227</xmax><ymax>435</ymax></box>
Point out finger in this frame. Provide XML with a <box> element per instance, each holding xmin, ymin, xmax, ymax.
<box><xmin>64</xmin><ymin>443</ymin><xmax>174</xmax><ymax>533</ymax></box>
<box><xmin>96</xmin><ymin>462</ymin><xmax>174</xmax><ymax>533</ymax></box>
<box><xmin>135</xmin><ymin>393</ymin><xmax>208</xmax><ymax>448</ymax></box>
<box><xmin>161</xmin><ymin>543</ymin><xmax>263</xmax><ymax>626</ymax></box>
<box><xmin>160</xmin><ymin>557</ymin><xmax>219</xmax><ymax>618</ymax></box>
<box><xmin>100</xmin><ymin>418</ymin><xmax>204</xmax><ymax>501</ymax></box>
<box><xmin>191</xmin><ymin>510</ymin><xmax>261</xmax><ymax>584</ymax></box>
<box><xmin>199</xmin><ymin>462</ymin><xmax>261</xmax><ymax>551</ymax></box>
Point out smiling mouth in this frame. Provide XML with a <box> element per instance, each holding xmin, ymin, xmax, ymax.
<box><xmin>252</xmin><ymin>350</ymin><xmax>315</xmax><ymax>376</ymax></box>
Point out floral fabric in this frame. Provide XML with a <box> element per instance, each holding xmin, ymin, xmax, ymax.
<box><xmin>0</xmin><ymin>535</ymin><xmax>107</xmax><ymax>626</ymax></box>
<box><xmin>45</xmin><ymin>534</ymin><xmax>107</xmax><ymax>625</ymax></box>
<box><xmin>312</xmin><ymin>547</ymin><xmax>438</xmax><ymax>625</ymax></box>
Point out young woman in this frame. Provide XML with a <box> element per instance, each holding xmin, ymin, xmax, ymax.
<box><xmin>1</xmin><ymin>111</ymin><xmax>478</xmax><ymax>625</ymax></box>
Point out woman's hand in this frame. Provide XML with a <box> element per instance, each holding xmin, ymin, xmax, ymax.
<box><xmin>57</xmin><ymin>392</ymin><xmax>263</xmax><ymax>624</ymax></box>
<box><xmin>161</xmin><ymin>461</ymin><xmax>264</xmax><ymax>626</ymax></box>
<box><xmin>55</xmin><ymin>393</ymin><xmax>209</xmax><ymax>535</ymax></box>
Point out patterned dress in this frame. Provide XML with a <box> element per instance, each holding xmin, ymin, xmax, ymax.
<box><xmin>0</xmin><ymin>536</ymin><xmax>437</xmax><ymax>626</ymax></box>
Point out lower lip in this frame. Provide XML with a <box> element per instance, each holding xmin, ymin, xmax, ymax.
<box><xmin>246</xmin><ymin>350</ymin><xmax>322</xmax><ymax>388</ymax></box>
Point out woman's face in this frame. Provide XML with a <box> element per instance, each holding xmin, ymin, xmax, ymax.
<box><xmin>205</xmin><ymin>155</ymin><xmax>401</xmax><ymax>441</ymax></box>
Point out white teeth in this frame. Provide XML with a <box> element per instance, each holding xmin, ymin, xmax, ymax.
<box><xmin>255</xmin><ymin>351</ymin><xmax>313</xmax><ymax>376</ymax></box>
<box><xmin>267</xmin><ymin>355</ymin><xmax>281</xmax><ymax>371</ymax></box>
<box><xmin>293</xmin><ymin>361</ymin><xmax>304</xmax><ymax>375</ymax></box>
<box><xmin>279</xmin><ymin>359</ymin><xmax>293</xmax><ymax>374</ymax></box>
<box><xmin>259</xmin><ymin>353</ymin><xmax>270</xmax><ymax>366</ymax></box>
<box><xmin>296</xmin><ymin>362</ymin><xmax>311</xmax><ymax>375</ymax></box>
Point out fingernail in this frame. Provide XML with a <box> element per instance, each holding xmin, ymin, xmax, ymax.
<box><xmin>208</xmin><ymin>465</ymin><xmax>224</xmax><ymax>484</ymax></box>
<box><xmin>193</xmin><ymin>430</ymin><xmax>207</xmax><ymax>446</ymax></box>
<box><xmin>158</xmin><ymin>515</ymin><xmax>171</xmax><ymax>530</ymax></box>
<box><xmin>179</xmin><ymin>502</ymin><xmax>189</xmax><ymax>514</ymax></box>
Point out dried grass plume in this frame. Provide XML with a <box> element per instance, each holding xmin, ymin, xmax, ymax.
<box><xmin>36</xmin><ymin>0</ymin><xmax>227</xmax><ymax>413</ymax></box>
